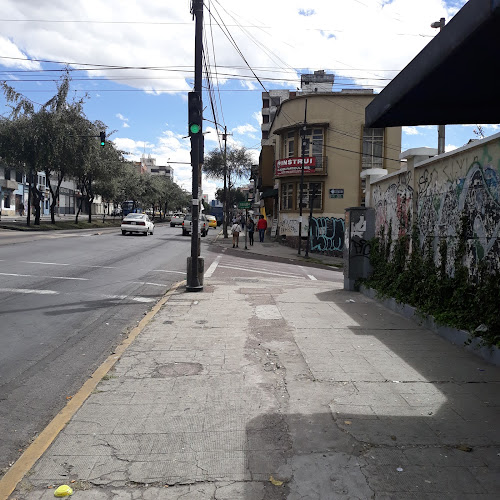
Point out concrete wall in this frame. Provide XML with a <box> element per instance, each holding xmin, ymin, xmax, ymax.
<box><xmin>369</xmin><ymin>132</ymin><xmax>500</xmax><ymax>275</ymax></box>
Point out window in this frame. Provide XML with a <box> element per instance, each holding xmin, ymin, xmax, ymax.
<box><xmin>16</xmin><ymin>170</ymin><xmax>23</xmax><ymax>183</ymax></box>
<box><xmin>286</xmin><ymin>131</ymin><xmax>295</xmax><ymax>157</ymax></box>
<box><xmin>281</xmin><ymin>182</ymin><xmax>294</xmax><ymax>210</ymax></box>
<box><xmin>362</xmin><ymin>127</ymin><xmax>384</xmax><ymax>169</ymax></box>
<box><xmin>300</xmin><ymin>128</ymin><xmax>324</xmax><ymax>168</ymax></box>
<box><xmin>297</xmin><ymin>182</ymin><xmax>322</xmax><ymax>210</ymax></box>
<box><xmin>4</xmin><ymin>169</ymin><xmax>11</xmax><ymax>180</ymax></box>
<box><xmin>262</xmin><ymin>131</ymin><xmax>269</xmax><ymax>140</ymax></box>
<box><xmin>262</xmin><ymin>98</ymin><xmax>269</xmax><ymax>108</ymax></box>
<box><xmin>263</xmin><ymin>114</ymin><xmax>269</xmax><ymax>124</ymax></box>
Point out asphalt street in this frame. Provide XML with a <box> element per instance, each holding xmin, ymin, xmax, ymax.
<box><xmin>0</xmin><ymin>223</ymin><xmax>217</xmax><ymax>475</ymax></box>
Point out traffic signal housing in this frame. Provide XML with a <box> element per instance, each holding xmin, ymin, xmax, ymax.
<box><xmin>100</xmin><ymin>131</ymin><xmax>106</xmax><ymax>146</ymax></box>
<box><xmin>188</xmin><ymin>92</ymin><xmax>202</xmax><ymax>136</ymax></box>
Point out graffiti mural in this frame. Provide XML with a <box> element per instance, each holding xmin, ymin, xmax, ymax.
<box><xmin>370</xmin><ymin>138</ymin><xmax>500</xmax><ymax>275</ymax></box>
<box><xmin>309</xmin><ymin>216</ymin><xmax>345</xmax><ymax>252</ymax></box>
<box><xmin>372</xmin><ymin>170</ymin><xmax>414</xmax><ymax>241</ymax></box>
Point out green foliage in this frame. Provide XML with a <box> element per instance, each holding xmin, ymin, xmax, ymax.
<box><xmin>366</xmin><ymin>214</ymin><xmax>500</xmax><ymax>348</ymax></box>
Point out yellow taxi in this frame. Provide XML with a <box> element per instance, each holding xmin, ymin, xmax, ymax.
<box><xmin>206</xmin><ymin>215</ymin><xmax>217</xmax><ymax>228</ymax></box>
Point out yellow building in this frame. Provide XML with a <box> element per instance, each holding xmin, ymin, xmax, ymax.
<box><xmin>261</xmin><ymin>90</ymin><xmax>402</xmax><ymax>251</ymax></box>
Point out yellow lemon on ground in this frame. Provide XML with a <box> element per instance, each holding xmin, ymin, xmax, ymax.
<box><xmin>54</xmin><ymin>484</ymin><xmax>73</xmax><ymax>497</ymax></box>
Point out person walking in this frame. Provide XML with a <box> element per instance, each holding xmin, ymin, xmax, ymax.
<box><xmin>247</xmin><ymin>216</ymin><xmax>255</xmax><ymax>246</ymax></box>
<box><xmin>231</xmin><ymin>220</ymin><xmax>242</xmax><ymax>248</ymax></box>
<box><xmin>257</xmin><ymin>215</ymin><xmax>267</xmax><ymax>243</ymax></box>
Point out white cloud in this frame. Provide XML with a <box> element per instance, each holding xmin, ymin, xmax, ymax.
<box><xmin>0</xmin><ymin>0</ymin><xmax>466</xmax><ymax>93</ymax></box>
<box><xmin>116</xmin><ymin>113</ymin><xmax>129</xmax><ymax>122</ymax></box>
<box><xmin>445</xmin><ymin>144</ymin><xmax>458</xmax><ymax>153</ymax></box>
<box><xmin>233</xmin><ymin>124</ymin><xmax>257</xmax><ymax>135</ymax></box>
<box><xmin>402</xmin><ymin>126</ymin><xmax>420</xmax><ymax>135</ymax></box>
<box><xmin>123</xmin><ymin>122</ymin><xmax>130</xmax><ymax>128</ymax></box>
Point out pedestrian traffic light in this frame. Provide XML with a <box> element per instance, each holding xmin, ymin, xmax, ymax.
<box><xmin>100</xmin><ymin>131</ymin><xmax>106</xmax><ymax>146</ymax></box>
<box><xmin>188</xmin><ymin>92</ymin><xmax>202</xmax><ymax>136</ymax></box>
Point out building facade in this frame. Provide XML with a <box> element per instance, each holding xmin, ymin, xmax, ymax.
<box><xmin>133</xmin><ymin>155</ymin><xmax>174</xmax><ymax>179</ymax></box>
<box><xmin>261</xmin><ymin>89</ymin><xmax>402</xmax><ymax>253</ymax></box>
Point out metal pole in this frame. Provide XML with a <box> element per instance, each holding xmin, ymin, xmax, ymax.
<box><xmin>298</xmin><ymin>99</ymin><xmax>307</xmax><ymax>255</ymax></box>
<box><xmin>432</xmin><ymin>18</ymin><xmax>446</xmax><ymax>155</ymax></box>
<box><xmin>223</xmin><ymin>126</ymin><xmax>228</xmax><ymax>238</ymax></box>
<box><xmin>244</xmin><ymin>208</ymin><xmax>248</xmax><ymax>250</ymax></box>
<box><xmin>187</xmin><ymin>0</ymin><xmax>203</xmax><ymax>292</ymax></box>
<box><xmin>305</xmin><ymin>186</ymin><xmax>317</xmax><ymax>258</ymax></box>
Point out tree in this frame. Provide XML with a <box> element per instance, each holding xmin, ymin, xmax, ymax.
<box><xmin>203</xmin><ymin>146</ymin><xmax>253</xmax><ymax>237</ymax></box>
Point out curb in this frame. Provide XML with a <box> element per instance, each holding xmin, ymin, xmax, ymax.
<box><xmin>0</xmin><ymin>280</ymin><xmax>186</xmax><ymax>500</ymax></box>
<box><xmin>360</xmin><ymin>285</ymin><xmax>500</xmax><ymax>366</ymax></box>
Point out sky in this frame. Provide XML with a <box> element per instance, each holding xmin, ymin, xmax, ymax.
<box><xmin>0</xmin><ymin>0</ymin><xmax>496</xmax><ymax>201</ymax></box>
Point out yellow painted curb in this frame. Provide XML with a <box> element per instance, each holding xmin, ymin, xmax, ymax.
<box><xmin>0</xmin><ymin>280</ymin><xmax>186</xmax><ymax>500</ymax></box>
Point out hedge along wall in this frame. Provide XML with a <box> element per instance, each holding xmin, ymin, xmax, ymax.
<box><xmin>369</xmin><ymin>132</ymin><xmax>500</xmax><ymax>277</ymax></box>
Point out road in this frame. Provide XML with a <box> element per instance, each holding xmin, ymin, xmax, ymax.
<box><xmin>0</xmin><ymin>223</ymin><xmax>216</xmax><ymax>474</ymax></box>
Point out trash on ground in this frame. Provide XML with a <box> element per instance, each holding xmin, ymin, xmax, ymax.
<box><xmin>269</xmin><ymin>475</ymin><xmax>284</xmax><ymax>486</ymax></box>
<box><xmin>396</xmin><ymin>467</ymin><xmax>404</xmax><ymax>472</ymax></box>
<box><xmin>346</xmin><ymin>299</ymin><xmax>356</xmax><ymax>303</ymax></box>
<box><xmin>344</xmin><ymin>420</ymin><xmax>352</xmax><ymax>425</ymax></box>
<box><xmin>456</xmin><ymin>444</ymin><xmax>473</xmax><ymax>452</ymax></box>
<box><xmin>54</xmin><ymin>485</ymin><xmax>73</xmax><ymax>497</ymax></box>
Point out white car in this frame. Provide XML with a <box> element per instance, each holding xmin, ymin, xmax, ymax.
<box><xmin>170</xmin><ymin>213</ymin><xmax>185</xmax><ymax>227</ymax></box>
<box><xmin>121</xmin><ymin>213</ymin><xmax>155</xmax><ymax>236</ymax></box>
<box><xmin>182</xmin><ymin>214</ymin><xmax>209</xmax><ymax>237</ymax></box>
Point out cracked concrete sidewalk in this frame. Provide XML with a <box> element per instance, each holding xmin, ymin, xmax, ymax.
<box><xmin>10</xmin><ymin>263</ymin><xmax>500</xmax><ymax>499</ymax></box>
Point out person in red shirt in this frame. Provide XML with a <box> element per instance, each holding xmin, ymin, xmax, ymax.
<box><xmin>256</xmin><ymin>215</ymin><xmax>267</xmax><ymax>242</ymax></box>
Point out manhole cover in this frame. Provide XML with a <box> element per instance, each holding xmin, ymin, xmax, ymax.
<box><xmin>154</xmin><ymin>362</ymin><xmax>203</xmax><ymax>377</ymax></box>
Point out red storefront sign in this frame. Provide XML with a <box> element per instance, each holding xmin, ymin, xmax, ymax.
<box><xmin>275</xmin><ymin>157</ymin><xmax>316</xmax><ymax>177</ymax></box>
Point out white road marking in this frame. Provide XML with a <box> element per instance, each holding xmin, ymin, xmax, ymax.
<box><xmin>0</xmin><ymin>288</ymin><xmax>59</xmax><ymax>295</ymax></box>
<box><xmin>152</xmin><ymin>269</ymin><xmax>186</xmax><ymax>275</ymax></box>
<box><xmin>205</xmin><ymin>254</ymin><xmax>222</xmax><ymax>278</ymax></box>
<box><xmin>308</xmin><ymin>275</ymin><xmax>317</xmax><ymax>280</ymax></box>
<box><xmin>100</xmin><ymin>294</ymin><xmax>155</xmax><ymax>303</ymax></box>
<box><xmin>218</xmin><ymin>265</ymin><xmax>303</xmax><ymax>279</ymax></box>
<box><xmin>0</xmin><ymin>272</ymin><xmax>88</xmax><ymax>281</ymax></box>
<box><xmin>20</xmin><ymin>261</ymin><xmax>116</xmax><ymax>269</ymax></box>
<box><xmin>132</xmin><ymin>282</ymin><xmax>165</xmax><ymax>287</ymax></box>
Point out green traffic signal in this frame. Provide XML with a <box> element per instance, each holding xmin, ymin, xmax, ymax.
<box><xmin>100</xmin><ymin>131</ymin><xmax>106</xmax><ymax>146</ymax></box>
<box><xmin>189</xmin><ymin>123</ymin><xmax>201</xmax><ymax>134</ymax></box>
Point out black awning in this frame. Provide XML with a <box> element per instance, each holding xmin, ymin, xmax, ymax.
<box><xmin>366</xmin><ymin>0</ymin><xmax>500</xmax><ymax>127</ymax></box>
<box><xmin>261</xmin><ymin>188</ymin><xmax>278</xmax><ymax>198</ymax></box>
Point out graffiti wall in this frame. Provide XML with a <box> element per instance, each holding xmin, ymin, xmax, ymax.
<box><xmin>369</xmin><ymin>134</ymin><xmax>500</xmax><ymax>274</ymax></box>
<box><xmin>278</xmin><ymin>214</ymin><xmax>345</xmax><ymax>253</ymax></box>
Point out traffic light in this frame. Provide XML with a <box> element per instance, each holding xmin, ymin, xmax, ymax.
<box><xmin>188</xmin><ymin>92</ymin><xmax>202</xmax><ymax>136</ymax></box>
<box><xmin>99</xmin><ymin>131</ymin><xmax>106</xmax><ymax>146</ymax></box>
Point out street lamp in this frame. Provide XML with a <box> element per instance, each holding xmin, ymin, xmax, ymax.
<box><xmin>431</xmin><ymin>17</ymin><xmax>446</xmax><ymax>154</ymax></box>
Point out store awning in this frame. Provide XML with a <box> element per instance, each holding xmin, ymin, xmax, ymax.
<box><xmin>365</xmin><ymin>0</ymin><xmax>500</xmax><ymax>127</ymax></box>
<box><xmin>261</xmin><ymin>188</ymin><xmax>278</xmax><ymax>198</ymax></box>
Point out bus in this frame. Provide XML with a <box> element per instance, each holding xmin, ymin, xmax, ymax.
<box><xmin>121</xmin><ymin>201</ymin><xmax>142</xmax><ymax>217</ymax></box>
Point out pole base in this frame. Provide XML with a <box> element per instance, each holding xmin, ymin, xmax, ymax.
<box><xmin>186</xmin><ymin>285</ymin><xmax>203</xmax><ymax>292</ymax></box>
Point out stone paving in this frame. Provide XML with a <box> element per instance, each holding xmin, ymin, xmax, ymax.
<box><xmin>9</xmin><ymin>253</ymin><xmax>500</xmax><ymax>499</ymax></box>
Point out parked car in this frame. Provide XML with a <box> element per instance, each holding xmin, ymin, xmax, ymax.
<box><xmin>182</xmin><ymin>214</ymin><xmax>209</xmax><ymax>237</ymax></box>
<box><xmin>206</xmin><ymin>215</ymin><xmax>217</xmax><ymax>228</ymax></box>
<box><xmin>170</xmin><ymin>213</ymin><xmax>185</xmax><ymax>227</ymax></box>
<box><xmin>121</xmin><ymin>213</ymin><xmax>155</xmax><ymax>236</ymax></box>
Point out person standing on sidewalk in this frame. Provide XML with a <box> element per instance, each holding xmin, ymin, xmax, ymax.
<box><xmin>231</xmin><ymin>220</ymin><xmax>242</xmax><ymax>248</ymax></box>
<box><xmin>247</xmin><ymin>216</ymin><xmax>255</xmax><ymax>246</ymax></box>
<box><xmin>257</xmin><ymin>215</ymin><xmax>267</xmax><ymax>243</ymax></box>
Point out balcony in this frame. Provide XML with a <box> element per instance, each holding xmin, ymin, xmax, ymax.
<box><xmin>274</xmin><ymin>156</ymin><xmax>327</xmax><ymax>177</ymax></box>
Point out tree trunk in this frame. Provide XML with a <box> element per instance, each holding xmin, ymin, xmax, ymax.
<box><xmin>87</xmin><ymin>197</ymin><xmax>93</xmax><ymax>223</ymax></box>
<box><xmin>31</xmin><ymin>185</ymin><xmax>42</xmax><ymax>226</ymax></box>
<box><xmin>75</xmin><ymin>197</ymin><xmax>83</xmax><ymax>223</ymax></box>
<box><xmin>48</xmin><ymin>174</ymin><xmax>63</xmax><ymax>224</ymax></box>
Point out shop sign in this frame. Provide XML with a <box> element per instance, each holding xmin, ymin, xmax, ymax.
<box><xmin>275</xmin><ymin>157</ymin><xmax>316</xmax><ymax>177</ymax></box>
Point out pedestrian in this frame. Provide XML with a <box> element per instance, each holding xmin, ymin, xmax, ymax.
<box><xmin>231</xmin><ymin>220</ymin><xmax>242</xmax><ymax>248</ymax></box>
<box><xmin>19</xmin><ymin>203</ymin><xmax>24</xmax><ymax>217</ymax></box>
<box><xmin>247</xmin><ymin>216</ymin><xmax>255</xmax><ymax>246</ymax></box>
<box><xmin>257</xmin><ymin>215</ymin><xmax>267</xmax><ymax>242</ymax></box>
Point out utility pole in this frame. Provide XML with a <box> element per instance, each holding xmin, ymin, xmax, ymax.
<box><xmin>431</xmin><ymin>17</ymin><xmax>446</xmax><ymax>154</ymax></box>
<box><xmin>221</xmin><ymin>126</ymin><xmax>232</xmax><ymax>239</ymax></box>
<box><xmin>304</xmin><ymin>185</ymin><xmax>318</xmax><ymax>258</ymax></box>
<box><xmin>186</xmin><ymin>0</ymin><xmax>203</xmax><ymax>292</ymax></box>
<box><xmin>297</xmin><ymin>99</ymin><xmax>308</xmax><ymax>255</ymax></box>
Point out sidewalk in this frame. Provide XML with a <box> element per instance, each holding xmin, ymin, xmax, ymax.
<box><xmin>212</xmin><ymin>228</ymin><xmax>343</xmax><ymax>269</ymax></box>
<box><xmin>3</xmin><ymin>235</ymin><xmax>499</xmax><ymax>499</ymax></box>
